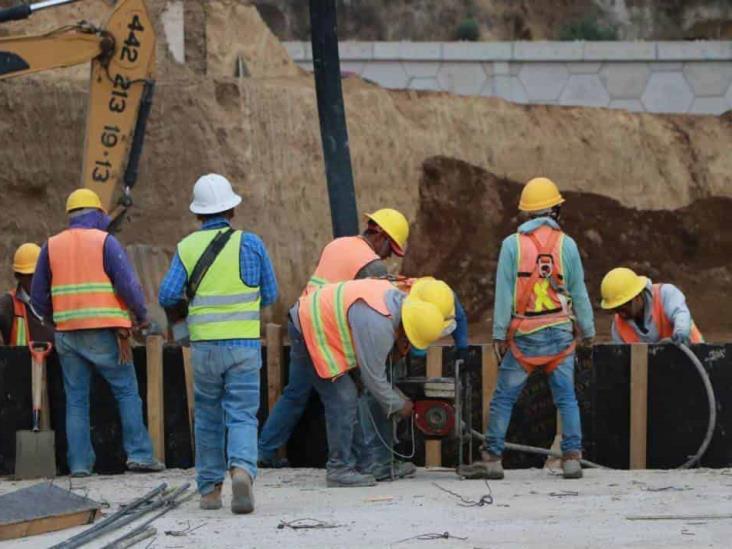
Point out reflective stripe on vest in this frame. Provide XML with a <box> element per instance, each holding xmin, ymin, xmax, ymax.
<box><xmin>510</xmin><ymin>226</ymin><xmax>572</xmax><ymax>337</ymax></box>
<box><xmin>48</xmin><ymin>229</ymin><xmax>132</xmax><ymax>331</ymax></box>
<box><xmin>178</xmin><ymin>229</ymin><xmax>261</xmax><ymax>341</ymax></box>
<box><xmin>302</xmin><ymin>236</ymin><xmax>380</xmax><ymax>297</ymax></box>
<box><xmin>9</xmin><ymin>290</ymin><xmax>28</xmax><ymax>346</ymax></box>
<box><xmin>613</xmin><ymin>284</ymin><xmax>704</xmax><ymax>344</ymax></box>
<box><xmin>299</xmin><ymin>279</ymin><xmax>394</xmax><ymax>380</ymax></box>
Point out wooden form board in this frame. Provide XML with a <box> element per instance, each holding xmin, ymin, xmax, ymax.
<box><xmin>481</xmin><ymin>345</ymin><xmax>499</xmax><ymax>432</ymax></box>
<box><xmin>629</xmin><ymin>343</ymin><xmax>649</xmax><ymax>469</ymax></box>
<box><xmin>145</xmin><ymin>336</ymin><xmax>165</xmax><ymax>463</ymax></box>
<box><xmin>181</xmin><ymin>346</ymin><xmax>195</xmax><ymax>453</ymax></box>
<box><xmin>425</xmin><ymin>346</ymin><xmax>443</xmax><ymax>467</ymax></box>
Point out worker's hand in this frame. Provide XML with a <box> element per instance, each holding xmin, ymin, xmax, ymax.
<box><xmin>672</xmin><ymin>332</ymin><xmax>690</xmax><ymax>346</ymax></box>
<box><xmin>579</xmin><ymin>337</ymin><xmax>594</xmax><ymax>350</ymax></box>
<box><xmin>399</xmin><ymin>399</ymin><xmax>414</xmax><ymax>419</ymax></box>
<box><xmin>492</xmin><ymin>340</ymin><xmax>508</xmax><ymax>363</ymax></box>
<box><xmin>132</xmin><ymin>318</ymin><xmax>151</xmax><ymax>341</ymax></box>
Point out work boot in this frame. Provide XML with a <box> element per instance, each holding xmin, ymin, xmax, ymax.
<box><xmin>257</xmin><ymin>455</ymin><xmax>290</xmax><ymax>469</ymax></box>
<box><xmin>230</xmin><ymin>467</ymin><xmax>255</xmax><ymax>514</ymax></box>
<box><xmin>372</xmin><ymin>461</ymin><xmax>417</xmax><ymax>481</ymax></box>
<box><xmin>562</xmin><ymin>452</ymin><xmax>583</xmax><ymax>479</ymax></box>
<box><xmin>126</xmin><ymin>459</ymin><xmax>165</xmax><ymax>473</ymax></box>
<box><xmin>326</xmin><ymin>469</ymin><xmax>377</xmax><ymax>488</ymax></box>
<box><xmin>200</xmin><ymin>484</ymin><xmax>223</xmax><ymax>510</ymax></box>
<box><xmin>458</xmin><ymin>451</ymin><xmax>504</xmax><ymax>480</ymax></box>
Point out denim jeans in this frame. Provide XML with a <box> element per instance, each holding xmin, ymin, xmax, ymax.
<box><xmin>353</xmin><ymin>391</ymin><xmax>393</xmax><ymax>473</ymax></box>
<box><xmin>55</xmin><ymin>329</ymin><xmax>155</xmax><ymax>474</ymax></box>
<box><xmin>485</xmin><ymin>327</ymin><xmax>582</xmax><ymax>456</ymax></box>
<box><xmin>192</xmin><ymin>343</ymin><xmax>261</xmax><ymax>495</ymax></box>
<box><xmin>258</xmin><ymin>321</ymin><xmax>314</xmax><ymax>461</ymax></box>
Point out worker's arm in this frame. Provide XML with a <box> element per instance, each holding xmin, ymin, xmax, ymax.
<box><xmin>660</xmin><ymin>284</ymin><xmax>693</xmax><ymax>342</ymax></box>
<box><xmin>610</xmin><ymin>319</ymin><xmax>623</xmax><ymax>344</ymax></box>
<box><xmin>242</xmin><ymin>233</ymin><xmax>279</xmax><ymax>308</ymax></box>
<box><xmin>355</xmin><ymin>259</ymin><xmax>388</xmax><ymax>279</ymax></box>
<box><xmin>453</xmin><ymin>293</ymin><xmax>469</xmax><ymax>351</ymax></box>
<box><xmin>158</xmin><ymin>252</ymin><xmax>187</xmax><ymax>308</ymax></box>
<box><xmin>348</xmin><ymin>301</ymin><xmax>406</xmax><ymax>417</ymax></box>
<box><xmin>0</xmin><ymin>294</ymin><xmax>13</xmax><ymax>344</ymax></box>
<box><xmin>562</xmin><ymin>236</ymin><xmax>596</xmax><ymax>339</ymax></box>
<box><xmin>102</xmin><ymin>235</ymin><xmax>147</xmax><ymax>323</ymax></box>
<box><xmin>492</xmin><ymin>235</ymin><xmax>518</xmax><ymax>340</ymax></box>
<box><xmin>30</xmin><ymin>243</ymin><xmax>53</xmax><ymax>321</ymax></box>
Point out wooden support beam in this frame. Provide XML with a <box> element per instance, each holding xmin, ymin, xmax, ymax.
<box><xmin>425</xmin><ymin>346</ymin><xmax>443</xmax><ymax>467</ymax></box>
<box><xmin>145</xmin><ymin>336</ymin><xmax>165</xmax><ymax>463</ymax></box>
<box><xmin>266</xmin><ymin>323</ymin><xmax>283</xmax><ymax>414</ymax></box>
<box><xmin>481</xmin><ymin>345</ymin><xmax>499</xmax><ymax>432</ymax></box>
<box><xmin>629</xmin><ymin>343</ymin><xmax>649</xmax><ymax>470</ymax></box>
<box><xmin>181</xmin><ymin>346</ymin><xmax>195</xmax><ymax>453</ymax></box>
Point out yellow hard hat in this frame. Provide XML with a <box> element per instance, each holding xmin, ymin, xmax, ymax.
<box><xmin>518</xmin><ymin>177</ymin><xmax>565</xmax><ymax>212</ymax></box>
<box><xmin>401</xmin><ymin>298</ymin><xmax>447</xmax><ymax>351</ymax></box>
<box><xmin>365</xmin><ymin>208</ymin><xmax>409</xmax><ymax>256</ymax></box>
<box><xmin>600</xmin><ymin>267</ymin><xmax>649</xmax><ymax>310</ymax></box>
<box><xmin>409</xmin><ymin>277</ymin><xmax>455</xmax><ymax>320</ymax></box>
<box><xmin>66</xmin><ymin>188</ymin><xmax>104</xmax><ymax>213</ymax></box>
<box><xmin>13</xmin><ymin>243</ymin><xmax>41</xmax><ymax>274</ymax></box>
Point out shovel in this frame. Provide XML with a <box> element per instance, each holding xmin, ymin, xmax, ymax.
<box><xmin>15</xmin><ymin>341</ymin><xmax>56</xmax><ymax>480</ymax></box>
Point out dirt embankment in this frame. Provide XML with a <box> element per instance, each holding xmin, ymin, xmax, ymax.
<box><xmin>0</xmin><ymin>2</ymin><xmax>731</xmax><ymax>324</ymax></box>
<box><xmin>404</xmin><ymin>156</ymin><xmax>732</xmax><ymax>341</ymax></box>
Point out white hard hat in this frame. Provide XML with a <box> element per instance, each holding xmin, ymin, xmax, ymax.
<box><xmin>190</xmin><ymin>173</ymin><xmax>242</xmax><ymax>214</ymax></box>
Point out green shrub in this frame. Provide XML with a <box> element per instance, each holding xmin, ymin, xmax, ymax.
<box><xmin>559</xmin><ymin>17</ymin><xmax>618</xmax><ymax>41</ymax></box>
<box><xmin>455</xmin><ymin>17</ymin><xmax>480</xmax><ymax>41</ymax></box>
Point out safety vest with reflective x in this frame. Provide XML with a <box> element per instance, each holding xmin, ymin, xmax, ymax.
<box><xmin>178</xmin><ymin>228</ymin><xmax>261</xmax><ymax>342</ymax></box>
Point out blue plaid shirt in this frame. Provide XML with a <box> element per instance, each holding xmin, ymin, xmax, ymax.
<box><xmin>158</xmin><ymin>217</ymin><xmax>278</xmax><ymax>347</ymax></box>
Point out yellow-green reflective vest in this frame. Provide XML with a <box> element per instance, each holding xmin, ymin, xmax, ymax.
<box><xmin>178</xmin><ymin>229</ymin><xmax>261</xmax><ymax>341</ymax></box>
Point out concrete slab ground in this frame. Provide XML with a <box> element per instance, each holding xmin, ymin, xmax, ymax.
<box><xmin>2</xmin><ymin>467</ymin><xmax>731</xmax><ymax>548</ymax></box>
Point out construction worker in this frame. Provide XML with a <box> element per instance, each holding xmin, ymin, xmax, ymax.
<box><xmin>257</xmin><ymin>208</ymin><xmax>409</xmax><ymax>468</ymax></box>
<box><xmin>159</xmin><ymin>173</ymin><xmax>278</xmax><ymax>514</ymax></box>
<box><xmin>600</xmin><ymin>267</ymin><xmax>703</xmax><ymax>344</ymax></box>
<box><xmin>0</xmin><ymin>243</ymin><xmax>54</xmax><ymax>345</ymax></box>
<box><xmin>31</xmin><ymin>189</ymin><xmax>163</xmax><ymax>477</ymax></box>
<box><xmin>465</xmin><ymin>177</ymin><xmax>595</xmax><ymax>481</ymax></box>
<box><xmin>288</xmin><ymin>277</ymin><xmax>454</xmax><ymax>487</ymax></box>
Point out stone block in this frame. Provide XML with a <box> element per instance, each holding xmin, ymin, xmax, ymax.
<box><xmin>442</xmin><ymin>42</ymin><xmax>512</xmax><ymax>60</ymax></box>
<box><xmin>493</xmin><ymin>76</ymin><xmax>528</xmax><ymax>104</ymax></box>
<box><xmin>600</xmin><ymin>63</ymin><xmax>651</xmax><ymax>99</ymax></box>
<box><xmin>493</xmin><ymin>62</ymin><xmax>510</xmax><ymax>75</ymax></box>
<box><xmin>608</xmin><ymin>99</ymin><xmax>645</xmax><ymax>112</ymax></box>
<box><xmin>479</xmin><ymin>78</ymin><xmax>495</xmax><ymax>97</ymax></box>
<box><xmin>402</xmin><ymin>61</ymin><xmax>441</xmax><ymax>78</ymax></box>
<box><xmin>408</xmin><ymin>77</ymin><xmax>442</xmax><ymax>92</ymax></box>
<box><xmin>559</xmin><ymin>74</ymin><xmax>610</xmax><ymax>107</ymax></box>
<box><xmin>282</xmin><ymin>42</ymin><xmax>306</xmax><ymax>61</ymax></box>
<box><xmin>689</xmin><ymin>97</ymin><xmax>730</xmax><ymax>115</ymax></box>
<box><xmin>657</xmin><ymin>41</ymin><xmax>732</xmax><ymax>61</ymax></box>
<box><xmin>727</xmin><ymin>84</ymin><xmax>732</xmax><ymax>108</ymax></box>
<box><xmin>641</xmin><ymin>72</ymin><xmax>694</xmax><ymax>113</ymax></box>
<box><xmin>683</xmin><ymin>62</ymin><xmax>732</xmax><ymax>96</ymax></box>
<box><xmin>340</xmin><ymin>61</ymin><xmax>366</xmax><ymax>76</ymax></box>
<box><xmin>437</xmin><ymin>62</ymin><xmax>489</xmax><ymax>95</ymax></box>
<box><xmin>583</xmin><ymin>42</ymin><xmax>656</xmax><ymax>61</ymax></box>
<box><xmin>567</xmin><ymin>62</ymin><xmax>602</xmax><ymax>74</ymax></box>
<box><xmin>514</xmin><ymin>41</ymin><xmax>583</xmax><ymax>61</ymax></box>
<box><xmin>338</xmin><ymin>42</ymin><xmax>374</xmax><ymax>60</ymax></box>
<box><xmin>649</xmin><ymin>62</ymin><xmax>683</xmax><ymax>72</ymax></box>
<box><xmin>398</xmin><ymin>42</ymin><xmax>442</xmax><ymax>60</ymax></box>
<box><xmin>362</xmin><ymin>62</ymin><xmax>408</xmax><ymax>89</ymax></box>
<box><xmin>373</xmin><ymin>42</ymin><xmax>401</xmax><ymax>60</ymax></box>
<box><xmin>518</xmin><ymin>63</ymin><xmax>569</xmax><ymax>101</ymax></box>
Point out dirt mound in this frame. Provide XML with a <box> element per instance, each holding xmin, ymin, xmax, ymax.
<box><xmin>403</xmin><ymin>156</ymin><xmax>732</xmax><ymax>341</ymax></box>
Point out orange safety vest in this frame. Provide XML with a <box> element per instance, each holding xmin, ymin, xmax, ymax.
<box><xmin>299</xmin><ymin>279</ymin><xmax>394</xmax><ymax>380</ymax></box>
<box><xmin>8</xmin><ymin>290</ymin><xmax>29</xmax><ymax>346</ymax></box>
<box><xmin>48</xmin><ymin>228</ymin><xmax>132</xmax><ymax>331</ymax></box>
<box><xmin>508</xmin><ymin>226</ymin><xmax>576</xmax><ymax>373</ymax></box>
<box><xmin>303</xmin><ymin>236</ymin><xmax>380</xmax><ymax>296</ymax></box>
<box><xmin>614</xmin><ymin>284</ymin><xmax>704</xmax><ymax>344</ymax></box>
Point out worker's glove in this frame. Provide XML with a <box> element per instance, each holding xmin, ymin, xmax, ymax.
<box><xmin>492</xmin><ymin>340</ymin><xmax>508</xmax><ymax>363</ymax></box>
<box><xmin>672</xmin><ymin>332</ymin><xmax>690</xmax><ymax>346</ymax></box>
<box><xmin>398</xmin><ymin>399</ymin><xmax>414</xmax><ymax>419</ymax></box>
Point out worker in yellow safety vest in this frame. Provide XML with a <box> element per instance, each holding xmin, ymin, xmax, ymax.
<box><xmin>258</xmin><ymin>208</ymin><xmax>409</xmax><ymax>468</ymax></box>
<box><xmin>600</xmin><ymin>267</ymin><xmax>703</xmax><ymax>345</ymax></box>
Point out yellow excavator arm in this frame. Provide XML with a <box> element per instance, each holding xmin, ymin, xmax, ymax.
<box><xmin>0</xmin><ymin>0</ymin><xmax>156</xmax><ymax>218</ymax></box>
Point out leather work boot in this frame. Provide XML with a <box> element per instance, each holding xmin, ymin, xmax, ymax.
<box><xmin>326</xmin><ymin>469</ymin><xmax>377</xmax><ymax>488</ymax></box>
<box><xmin>200</xmin><ymin>484</ymin><xmax>223</xmax><ymax>510</ymax></box>
<box><xmin>458</xmin><ymin>451</ymin><xmax>504</xmax><ymax>480</ymax></box>
<box><xmin>257</xmin><ymin>456</ymin><xmax>290</xmax><ymax>469</ymax></box>
<box><xmin>230</xmin><ymin>467</ymin><xmax>255</xmax><ymax>514</ymax></box>
<box><xmin>373</xmin><ymin>461</ymin><xmax>417</xmax><ymax>481</ymax></box>
<box><xmin>562</xmin><ymin>451</ymin><xmax>583</xmax><ymax>479</ymax></box>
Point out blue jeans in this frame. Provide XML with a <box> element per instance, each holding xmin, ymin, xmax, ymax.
<box><xmin>353</xmin><ymin>391</ymin><xmax>392</xmax><ymax>473</ymax></box>
<box><xmin>485</xmin><ymin>327</ymin><xmax>582</xmax><ymax>456</ymax></box>
<box><xmin>55</xmin><ymin>329</ymin><xmax>155</xmax><ymax>474</ymax></box>
<box><xmin>258</xmin><ymin>321</ymin><xmax>314</xmax><ymax>461</ymax></box>
<box><xmin>192</xmin><ymin>343</ymin><xmax>261</xmax><ymax>495</ymax></box>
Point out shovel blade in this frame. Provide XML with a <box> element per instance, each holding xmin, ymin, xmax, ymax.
<box><xmin>14</xmin><ymin>430</ymin><xmax>56</xmax><ymax>480</ymax></box>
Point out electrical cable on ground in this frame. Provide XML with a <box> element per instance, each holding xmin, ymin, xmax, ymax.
<box><xmin>432</xmin><ymin>481</ymin><xmax>494</xmax><ymax>507</ymax></box>
<box><xmin>394</xmin><ymin>532</ymin><xmax>468</xmax><ymax>544</ymax></box>
<box><xmin>277</xmin><ymin>518</ymin><xmax>340</xmax><ymax>530</ymax></box>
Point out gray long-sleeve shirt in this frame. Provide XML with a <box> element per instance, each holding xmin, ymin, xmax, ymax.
<box><xmin>291</xmin><ymin>288</ymin><xmax>406</xmax><ymax>417</ymax></box>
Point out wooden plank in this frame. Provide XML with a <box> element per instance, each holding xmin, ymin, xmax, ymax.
<box><xmin>481</xmin><ymin>345</ymin><xmax>499</xmax><ymax>432</ymax></box>
<box><xmin>145</xmin><ymin>336</ymin><xmax>165</xmax><ymax>463</ymax></box>
<box><xmin>265</xmin><ymin>323</ymin><xmax>283</xmax><ymax>413</ymax></box>
<box><xmin>629</xmin><ymin>343</ymin><xmax>649</xmax><ymax>470</ymax></box>
<box><xmin>181</xmin><ymin>346</ymin><xmax>195</xmax><ymax>453</ymax></box>
<box><xmin>425</xmin><ymin>346</ymin><xmax>443</xmax><ymax>467</ymax></box>
<box><xmin>0</xmin><ymin>509</ymin><xmax>98</xmax><ymax>541</ymax></box>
